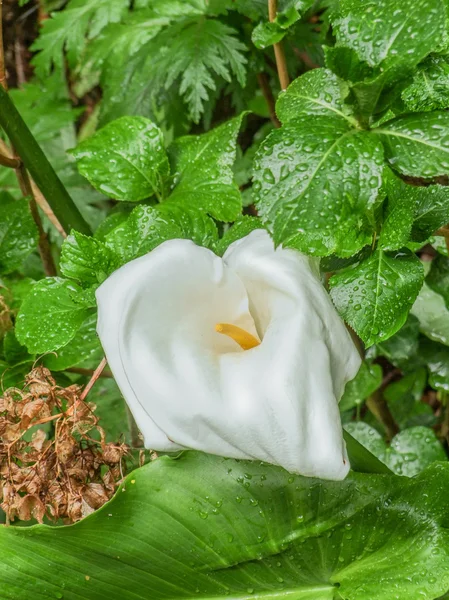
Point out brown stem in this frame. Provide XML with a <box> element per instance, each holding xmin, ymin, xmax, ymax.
<box><xmin>0</xmin><ymin>152</ymin><xmax>20</xmax><ymax>168</ymax></box>
<box><xmin>66</xmin><ymin>366</ymin><xmax>113</xmax><ymax>379</ymax></box>
<box><xmin>257</xmin><ymin>72</ymin><xmax>281</xmax><ymax>128</ymax></box>
<box><xmin>366</xmin><ymin>388</ymin><xmax>399</xmax><ymax>442</ymax></box>
<box><xmin>79</xmin><ymin>357</ymin><xmax>108</xmax><ymax>402</ymax></box>
<box><xmin>0</xmin><ymin>0</ymin><xmax>5</xmax><ymax>90</ymax></box>
<box><xmin>268</xmin><ymin>0</ymin><xmax>290</xmax><ymax>90</ymax></box>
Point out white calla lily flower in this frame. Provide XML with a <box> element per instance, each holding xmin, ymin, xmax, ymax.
<box><xmin>96</xmin><ymin>230</ymin><xmax>360</xmax><ymax>480</ymax></box>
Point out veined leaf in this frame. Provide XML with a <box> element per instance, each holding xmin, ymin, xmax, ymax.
<box><xmin>1</xmin><ymin>452</ymin><xmax>449</xmax><ymax>599</ymax></box>
<box><xmin>0</xmin><ymin>195</ymin><xmax>38</xmax><ymax>275</ymax></box>
<box><xmin>330</xmin><ymin>250</ymin><xmax>424</xmax><ymax>347</ymax></box>
<box><xmin>15</xmin><ymin>279</ymin><xmax>93</xmax><ymax>354</ymax></box>
<box><xmin>375</xmin><ymin>112</ymin><xmax>449</xmax><ymax>178</ymax></box>
<box><xmin>167</xmin><ymin>114</ymin><xmax>244</xmax><ymax>221</ymax></box>
<box><xmin>60</xmin><ymin>231</ymin><xmax>121</xmax><ymax>285</ymax></box>
<box><xmin>376</xmin><ymin>314</ymin><xmax>421</xmax><ymax>367</ymax></box>
<box><xmin>379</xmin><ymin>170</ymin><xmax>415</xmax><ymax>251</ymax></box>
<box><xmin>402</xmin><ymin>55</ymin><xmax>449</xmax><ymax>112</ymax></box>
<box><xmin>411</xmin><ymin>184</ymin><xmax>449</xmax><ymax>241</ymax></box>
<box><xmin>70</xmin><ymin>116</ymin><xmax>169</xmax><ymax>201</ymax></box>
<box><xmin>253</xmin><ymin>115</ymin><xmax>384</xmax><ymax>256</ymax></box>
<box><xmin>340</xmin><ymin>361</ymin><xmax>382</xmax><ymax>412</ymax></box>
<box><xmin>44</xmin><ymin>315</ymin><xmax>102</xmax><ymax>371</ymax></box>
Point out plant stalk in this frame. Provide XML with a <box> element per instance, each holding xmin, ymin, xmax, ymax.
<box><xmin>257</xmin><ymin>72</ymin><xmax>281</xmax><ymax>128</ymax></box>
<box><xmin>0</xmin><ymin>85</ymin><xmax>91</xmax><ymax>235</ymax></box>
<box><xmin>268</xmin><ymin>0</ymin><xmax>290</xmax><ymax>90</ymax></box>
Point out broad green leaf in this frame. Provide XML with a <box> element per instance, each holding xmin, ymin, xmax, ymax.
<box><xmin>15</xmin><ymin>279</ymin><xmax>92</xmax><ymax>354</ymax></box>
<box><xmin>167</xmin><ymin>115</ymin><xmax>244</xmax><ymax>221</ymax></box>
<box><xmin>253</xmin><ymin>115</ymin><xmax>384</xmax><ymax>256</ymax></box>
<box><xmin>215</xmin><ymin>217</ymin><xmax>265</xmax><ymax>256</ymax></box>
<box><xmin>411</xmin><ymin>184</ymin><xmax>449</xmax><ymax>241</ymax></box>
<box><xmin>44</xmin><ymin>315</ymin><xmax>102</xmax><ymax>371</ymax></box>
<box><xmin>384</xmin><ymin>369</ymin><xmax>433</xmax><ymax>429</ymax></box>
<box><xmin>346</xmin><ymin>422</ymin><xmax>446</xmax><ymax>477</ymax></box>
<box><xmin>421</xmin><ymin>338</ymin><xmax>449</xmax><ymax>391</ymax></box>
<box><xmin>70</xmin><ymin>116</ymin><xmax>169</xmax><ymax>201</ymax></box>
<box><xmin>0</xmin><ymin>195</ymin><xmax>38</xmax><ymax>275</ymax></box>
<box><xmin>0</xmin><ymin>360</ymin><xmax>33</xmax><ymax>391</ymax></box>
<box><xmin>2</xmin><ymin>330</ymin><xmax>31</xmax><ymax>365</ymax></box>
<box><xmin>402</xmin><ymin>56</ymin><xmax>449</xmax><ymax>112</ymax></box>
<box><xmin>340</xmin><ymin>361</ymin><xmax>382</xmax><ymax>411</ymax></box>
<box><xmin>375</xmin><ymin>112</ymin><xmax>449</xmax><ymax>178</ymax></box>
<box><xmin>2</xmin><ymin>452</ymin><xmax>449</xmax><ymax>599</ymax></box>
<box><xmin>330</xmin><ymin>0</ymin><xmax>444</xmax><ymax>78</ymax></box>
<box><xmin>105</xmin><ymin>204</ymin><xmax>218</xmax><ymax>263</ymax></box>
<box><xmin>330</xmin><ymin>250</ymin><xmax>424</xmax><ymax>347</ymax></box>
<box><xmin>412</xmin><ymin>281</ymin><xmax>449</xmax><ymax>346</ymax></box>
<box><xmin>342</xmin><ymin>429</ymin><xmax>393</xmax><ymax>474</ymax></box>
<box><xmin>60</xmin><ymin>231</ymin><xmax>121</xmax><ymax>285</ymax></box>
<box><xmin>376</xmin><ymin>314</ymin><xmax>421</xmax><ymax>367</ymax></box>
<box><xmin>276</xmin><ymin>68</ymin><xmax>354</xmax><ymax>124</ymax></box>
<box><xmin>379</xmin><ymin>171</ymin><xmax>415</xmax><ymax>251</ymax></box>
<box><xmin>426</xmin><ymin>255</ymin><xmax>449</xmax><ymax>309</ymax></box>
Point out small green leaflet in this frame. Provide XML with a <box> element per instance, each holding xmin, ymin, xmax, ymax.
<box><xmin>44</xmin><ymin>315</ymin><xmax>103</xmax><ymax>371</ymax></box>
<box><xmin>345</xmin><ymin>422</ymin><xmax>446</xmax><ymax>477</ymax></box>
<box><xmin>330</xmin><ymin>250</ymin><xmax>424</xmax><ymax>347</ymax></box>
<box><xmin>426</xmin><ymin>255</ymin><xmax>449</xmax><ymax>309</ymax></box>
<box><xmin>167</xmin><ymin>114</ymin><xmax>244</xmax><ymax>221</ymax></box>
<box><xmin>330</xmin><ymin>0</ymin><xmax>444</xmax><ymax>78</ymax></box>
<box><xmin>215</xmin><ymin>217</ymin><xmax>265</xmax><ymax>256</ymax></box>
<box><xmin>402</xmin><ymin>55</ymin><xmax>449</xmax><ymax>112</ymax></box>
<box><xmin>375</xmin><ymin>112</ymin><xmax>449</xmax><ymax>178</ymax></box>
<box><xmin>105</xmin><ymin>204</ymin><xmax>218</xmax><ymax>264</ymax></box>
<box><xmin>379</xmin><ymin>171</ymin><xmax>415</xmax><ymax>251</ymax></box>
<box><xmin>275</xmin><ymin>68</ymin><xmax>354</xmax><ymax>124</ymax></box>
<box><xmin>251</xmin><ymin>1</ymin><xmax>314</xmax><ymax>49</ymax></box>
<box><xmin>60</xmin><ymin>231</ymin><xmax>121</xmax><ymax>285</ymax></box>
<box><xmin>340</xmin><ymin>361</ymin><xmax>382</xmax><ymax>412</ymax></box>
<box><xmin>0</xmin><ymin>195</ymin><xmax>38</xmax><ymax>275</ymax></box>
<box><xmin>2</xmin><ymin>452</ymin><xmax>449</xmax><ymax>600</ymax></box>
<box><xmin>253</xmin><ymin>114</ymin><xmax>383</xmax><ymax>256</ymax></box>
<box><xmin>15</xmin><ymin>279</ymin><xmax>94</xmax><ymax>354</ymax></box>
<box><xmin>31</xmin><ymin>0</ymin><xmax>128</xmax><ymax>76</ymax></box>
<box><xmin>70</xmin><ymin>116</ymin><xmax>169</xmax><ymax>201</ymax></box>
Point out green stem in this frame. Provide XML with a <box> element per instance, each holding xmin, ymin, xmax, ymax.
<box><xmin>0</xmin><ymin>85</ymin><xmax>91</xmax><ymax>235</ymax></box>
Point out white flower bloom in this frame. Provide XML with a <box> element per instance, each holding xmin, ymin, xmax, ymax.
<box><xmin>96</xmin><ymin>230</ymin><xmax>360</xmax><ymax>480</ymax></box>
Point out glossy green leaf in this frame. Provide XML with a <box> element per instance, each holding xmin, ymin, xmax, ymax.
<box><xmin>330</xmin><ymin>0</ymin><xmax>444</xmax><ymax>78</ymax></box>
<box><xmin>402</xmin><ymin>56</ymin><xmax>449</xmax><ymax>112</ymax></box>
<box><xmin>376</xmin><ymin>314</ymin><xmax>421</xmax><ymax>367</ymax></box>
<box><xmin>0</xmin><ymin>195</ymin><xmax>38</xmax><ymax>275</ymax></box>
<box><xmin>343</xmin><ymin>429</ymin><xmax>393</xmax><ymax>474</ymax></box>
<box><xmin>340</xmin><ymin>361</ymin><xmax>383</xmax><ymax>411</ymax></box>
<box><xmin>70</xmin><ymin>116</ymin><xmax>170</xmax><ymax>201</ymax></box>
<box><xmin>167</xmin><ymin>115</ymin><xmax>244</xmax><ymax>222</ymax></box>
<box><xmin>3</xmin><ymin>452</ymin><xmax>449</xmax><ymax>599</ymax></box>
<box><xmin>345</xmin><ymin>422</ymin><xmax>446</xmax><ymax>477</ymax></box>
<box><xmin>384</xmin><ymin>369</ymin><xmax>432</xmax><ymax>429</ymax></box>
<box><xmin>215</xmin><ymin>217</ymin><xmax>265</xmax><ymax>256</ymax></box>
<box><xmin>2</xmin><ymin>330</ymin><xmax>31</xmax><ymax>365</ymax></box>
<box><xmin>375</xmin><ymin>112</ymin><xmax>449</xmax><ymax>178</ymax></box>
<box><xmin>330</xmin><ymin>250</ymin><xmax>424</xmax><ymax>347</ymax></box>
<box><xmin>105</xmin><ymin>204</ymin><xmax>218</xmax><ymax>263</ymax></box>
<box><xmin>251</xmin><ymin>2</ymin><xmax>312</xmax><ymax>49</ymax></box>
<box><xmin>44</xmin><ymin>315</ymin><xmax>102</xmax><ymax>371</ymax></box>
<box><xmin>15</xmin><ymin>279</ymin><xmax>92</xmax><ymax>354</ymax></box>
<box><xmin>379</xmin><ymin>171</ymin><xmax>415</xmax><ymax>251</ymax></box>
<box><xmin>426</xmin><ymin>255</ymin><xmax>449</xmax><ymax>309</ymax></box>
<box><xmin>60</xmin><ymin>231</ymin><xmax>121</xmax><ymax>285</ymax></box>
<box><xmin>276</xmin><ymin>68</ymin><xmax>355</xmax><ymax>124</ymax></box>
<box><xmin>411</xmin><ymin>184</ymin><xmax>449</xmax><ymax>241</ymax></box>
<box><xmin>253</xmin><ymin>115</ymin><xmax>384</xmax><ymax>256</ymax></box>
<box><xmin>421</xmin><ymin>338</ymin><xmax>449</xmax><ymax>391</ymax></box>
<box><xmin>412</xmin><ymin>281</ymin><xmax>449</xmax><ymax>346</ymax></box>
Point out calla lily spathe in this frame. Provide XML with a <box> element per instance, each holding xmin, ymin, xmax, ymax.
<box><xmin>96</xmin><ymin>230</ymin><xmax>360</xmax><ymax>480</ymax></box>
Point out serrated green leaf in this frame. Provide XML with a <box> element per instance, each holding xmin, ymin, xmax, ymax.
<box><xmin>375</xmin><ymin>112</ymin><xmax>449</xmax><ymax>178</ymax></box>
<box><xmin>253</xmin><ymin>115</ymin><xmax>383</xmax><ymax>256</ymax></box>
<box><xmin>44</xmin><ymin>315</ymin><xmax>102</xmax><ymax>371</ymax></box>
<box><xmin>215</xmin><ymin>217</ymin><xmax>265</xmax><ymax>256</ymax></box>
<box><xmin>412</xmin><ymin>281</ymin><xmax>449</xmax><ymax>346</ymax></box>
<box><xmin>376</xmin><ymin>314</ymin><xmax>421</xmax><ymax>367</ymax></box>
<box><xmin>31</xmin><ymin>0</ymin><xmax>129</xmax><ymax>77</ymax></box>
<box><xmin>340</xmin><ymin>361</ymin><xmax>383</xmax><ymax>412</ymax></box>
<box><xmin>251</xmin><ymin>2</ymin><xmax>312</xmax><ymax>49</ymax></box>
<box><xmin>3</xmin><ymin>452</ymin><xmax>449</xmax><ymax>599</ymax></box>
<box><xmin>345</xmin><ymin>422</ymin><xmax>446</xmax><ymax>477</ymax></box>
<box><xmin>402</xmin><ymin>56</ymin><xmax>449</xmax><ymax>112</ymax></box>
<box><xmin>330</xmin><ymin>250</ymin><xmax>424</xmax><ymax>347</ymax></box>
<box><xmin>411</xmin><ymin>184</ymin><xmax>449</xmax><ymax>241</ymax></box>
<box><xmin>330</xmin><ymin>0</ymin><xmax>444</xmax><ymax>78</ymax></box>
<box><xmin>167</xmin><ymin>115</ymin><xmax>244</xmax><ymax>221</ymax></box>
<box><xmin>105</xmin><ymin>204</ymin><xmax>218</xmax><ymax>263</ymax></box>
<box><xmin>276</xmin><ymin>68</ymin><xmax>354</xmax><ymax>124</ymax></box>
<box><xmin>60</xmin><ymin>231</ymin><xmax>121</xmax><ymax>285</ymax></box>
<box><xmin>426</xmin><ymin>255</ymin><xmax>449</xmax><ymax>309</ymax></box>
<box><xmin>70</xmin><ymin>116</ymin><xmax>169</xmax><ymax>201</ymax></box>
<box><xmin>0</xmin><ymin>196</ymin><xmax>38</xmax><ymax>275</ymax></box>
<box><xmin>379</xmin><ymin>171</ymin><xmax>415</xmax><ymax>251</ymax></box>
<box><xmin>15</xmin><ymin>279</ymin><xmax>92</xmax><ymax>354</ymax></box>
